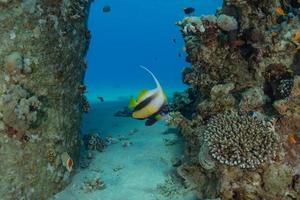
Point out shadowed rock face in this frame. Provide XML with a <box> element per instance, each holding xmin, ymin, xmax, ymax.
<box><xmin>0</xmin><ymin>0</ymin><xmax>91</xmax><ymax>199</ymax></box>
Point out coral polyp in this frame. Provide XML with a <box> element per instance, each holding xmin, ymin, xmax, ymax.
<box><xmin>203</xmin><ymin>111</ymin><xmax>279</xmax><ymax>169</ymax></box>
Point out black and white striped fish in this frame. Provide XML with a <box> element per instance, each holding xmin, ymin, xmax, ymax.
<box><xmin>128</xmin><ymin>65</ymin><xmax>168</xmax><ymax>126</ymax></box>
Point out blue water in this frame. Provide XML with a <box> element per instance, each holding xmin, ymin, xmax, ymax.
<box><xmin>55</xmin><ymin>0</ymin><xmax>221</xmax><ymax>200</ymax></box>
<box><xmin>55</xmin><ymin>1</ymin><xmax>223</xmax><ymax>199</ymax></box>
<box><xmin>85</xmin><ymin>0</ymin><xmax>222</xmax><ymax>99</ymax></box>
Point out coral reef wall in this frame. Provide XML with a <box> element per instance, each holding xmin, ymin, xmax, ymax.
<box><xmin>0</xmin><ymin>0</ymin><xmax>91</xmax><ymax>199</ymax></box>
<box><xmin>171</xmin><ymin>0</ymin><xmax>300</xmax><ymax>199</ymax></box>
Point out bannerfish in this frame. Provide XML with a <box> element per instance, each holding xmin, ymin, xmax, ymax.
<box><xmin>128</xmin><ymin>65</ymin><xmax>168</xmax><ymax>126</ymax></box>
<box><xmin>183</xmin><ymin>7</ymin><xmax>195</xmax><ymax>15</ymax></box>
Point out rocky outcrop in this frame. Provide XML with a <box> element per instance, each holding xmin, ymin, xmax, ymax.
<box><xmin>170</xmin><ymin>0</ymin><xmax>300</xmax><ymax>199</ymax></box>
<box><xmin>0</xmin><ymin>0</ymin><xmax>91</xmax><ymax>199</ymax></box>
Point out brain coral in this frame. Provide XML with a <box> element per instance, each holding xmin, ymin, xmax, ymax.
<box><xmin>203</xmin><ymin>111</ymin><xmax>278</xmax><ymax>169</ymax></box>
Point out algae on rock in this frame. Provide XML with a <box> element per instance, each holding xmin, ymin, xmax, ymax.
<box><xmin>171</xmin><ymin>0</ymin><xmax>300</xmax><ymax>199</ymax></box>
<box><xmin>0</xmin><ymin>0</ymin><xmax>91</xmax><ymax>199</ymax></box>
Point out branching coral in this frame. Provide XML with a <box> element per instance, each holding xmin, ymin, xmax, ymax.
<box><xmin>203</xmin><ymin>111</ymin><xmax>279</xmax><ymax>169</ymax></box>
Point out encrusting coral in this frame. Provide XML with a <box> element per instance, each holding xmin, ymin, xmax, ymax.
<box><xmin>216</xmin><ymin>14</ymin><xmax>238</xmax><ymax>32</ymax></box>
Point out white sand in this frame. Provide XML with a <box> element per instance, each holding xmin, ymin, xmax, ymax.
<box><xmin>53</xmin><ymin>100</ymin><xmax>196</xmax><ymax>200</ymax></box>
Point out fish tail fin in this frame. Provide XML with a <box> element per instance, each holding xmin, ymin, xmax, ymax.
<box><xmin>139</xmin><ymin>65</ymin><xmax>162</xmax><ymax>90</ymax></box>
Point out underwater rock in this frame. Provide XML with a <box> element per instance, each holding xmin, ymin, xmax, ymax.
<box><xmin>210</xmin><ymin>83</ymin><xmax>235</xmax><ymax>100</ymax></box>
<box><xmin>5</xmin><ymin>52</ymin><xmax>24</xmax><ymax>73</ymax></box>
<box><xmin>170</xmin><ymin>90</ymin><xmax>192</xmax><ymax>110</ymax></box>
<box><xmin>291</xmin><ymin>75</ymin><xmax>300</xmax><ymax>97</ymax></box>
<box><xmin>83</xmin><ymin>132</ymin><xmax>107</xmax><ymax>152</ymax></box>
<box><xmin>171</xmin><ymin>157</ymin><xmax>182</xmax><ymax>167</ymax></box>
<box><xmin>1</xmin><ymin>84</ymin><xmax>42</xmax><ymax>140</ymax></box>
<box><xmin>198</xmin><ymin>94</ymin><xmax>236</xmax><ymax>119</ymax></box>
<box><xmin>81</xmin><ymin>177</ymin><xmax>106</xmax><ymax>193</ymax></box>
<box><xmin>216</xmin><ymin>14</ymin><xmax>238</xmax><ymax>31</ymax></box>
<box><xmin>0</xmin><ymin>0</ymin><xmax>11</xmax><ymax>4</ymax></box>
<box><xmin>21</xmin><ymin>0</ymin><xmax>37</xmax><ymax>14</ymax></box>
<box><xmin>239</xmin><ymin>87</ymin><xmax>269</xmax><ymax>112</ymax></box>
<box><xmin>106</xmin><ymin>135</ymin><xmax>119</xmax><ymax>145</ymax></box>
<box><xmin>156</xmin><ymin>175</ymin><xmax>188</xmax><ymax>199</ymax></box>
<box><xmin>177</xmin><ymin>16</ymin><xmax>208</xmax><ymax>34</ymax></box>
<box><xmin>173</xmin><ymin>0</ymin><xmax>300</xmax><ymax>198</ymax></box>
<box><xmin>0</xmin><ymin>0</ymin><xmax>91</xmax><ymax>199</ymax></box>
<box><xmin>82</xmin><ymin>95</ymin><xmax>91</xmax><ymax>113</ymax></box>
<box><xmin>176</xmin><ymin>164</ymin><xmax>219</xmax><ymax>199</ymax></box>
<box><xmin>163</xmin><ymin>134</ymin><xmax>179</xmax><ymax>146</ymax></box>
<box><xmin>169</xmin><ymin>88</ymin><xmax>197</xmax><ymax>119</ymax></box>
<box><xmin>292</xmin><ymin>174</ymin><xmax>300</xmax><ymax>193</ymax></box>
<box><xmin>79</xmin><ymin>150</ymin><xmax>93</xmax><ymax>169</ymax></box>
<box><xmin>122</xmin><ymin>140</ymin><xmax>132</xmax><ymax>148</ymax></box>
<box><xmin>262</xmin><ymin>164</ymin><xmax>293</xmax><ymax>196</ymax></box>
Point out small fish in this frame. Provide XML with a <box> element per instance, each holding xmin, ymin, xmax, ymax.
<box><xmin>183</xmin><ymin>7</ymin><xmax>195</xmax><ymax>15</ymax></box>
<box><xmin>97</xmin><ymin>96</ymin><xmax>104</xmax><ymax>102</ymax></box>
<box><xmin>128</xmin><ymin>65</ymin><xmax>168</xmax><ymax>126</ymax></box>
<box><xmin>178</xmin><ymin>53</ymin><xmax>182</xmax><ymax>57</ymax></box>
<box><xmin>275</xmin><ymin>7</ymin><xmax>286</xmax><ymax>15</ymax></box>
<box><xmin>172</xmin><ymin>38</ymin><xmax>176</xmax><ymax>43</ymax></box>
<box><xmin>102</xmin><ymin>5</ymin><xmax>111</xmax><ymax>13</ymax></box>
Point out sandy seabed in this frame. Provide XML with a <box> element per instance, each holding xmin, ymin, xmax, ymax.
<box><xmin>53</xmin><ymin>98</ymin><xmax>196</xmax><ymax>200</ymax></box>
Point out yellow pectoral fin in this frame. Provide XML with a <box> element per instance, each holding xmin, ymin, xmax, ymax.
<box><xmin>128</xmin><ymin>96</ymin><xmax>137</xmax><ymax>108</ymax></box>
<box><xmin>132</xmin><ymin>104</ymin><xmax>159</xmax><ymax>119</ymax></box>
<box><xmin>137</xmin><ymin>89</ymin><xmax>149</xmax><ymax>102</ymax></box>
